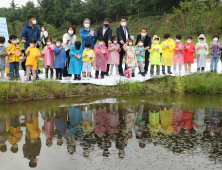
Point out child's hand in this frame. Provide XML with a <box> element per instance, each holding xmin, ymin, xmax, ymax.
<box><xmin>11</xmin><ymin>52</ymin><xmax>15</xmax><ymax>55</ymax></box>
<box><xmin>97</xmin><ymin>50</ymin><xmax>100</xmax><ymax>54</ymax></box>
<box><xmin>156</xmin><ymin>48</ymin><xmax>159</xmax><ymax>51</ymax></box>
<box><xmin>48</xmin><ymin>46</ymin><xmax>51</xmax><ymax>49</ymax></box>
<box><xmin>153</xmin><ymin>48</ymin><xmax>156</xmax><ymax>51</ymax></box>
<box><xmin>64</xmin><ymin>63</ymin><xmax>66</xmax><ymax>66</ymax></box>
<box><xmin>0</xmin><ymin>52</ymin><xmax>3</xmax><ymax>55</ymax></box>
<box><xmin>27</xmin><ymin>51</ymin><xmax>30</xmax><ymax>53</ymax></box>
<box><xmin>59</xmin><ymin>47</ymin><xmax>63</xmax><ymax>50</ymax></box>
<box><xmin>85</xmin><ymin>54</ymin><xmax>88</xmax><ymax>57</ymax></box>
<box><xmin>197</xmin><ymin>46</ymin><xmax>201</xmax><ymax>50</ymax></box>
<box><xmin>192</xmin><ymin>50</ymin><xmax>194</xmax><ymax>53</ymax></box>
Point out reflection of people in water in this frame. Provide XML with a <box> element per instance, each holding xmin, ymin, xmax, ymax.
<box><xmin>55</xmin><ymin>107</ymin><xmax>67</xmax><ymax>146</ymax></box>
<box><xmin>0</xmin><ymin>115</ymin><xmax>7</xmax><ymax>153</ymax></box>
<box><xmin>82</xmin><ymin>105</ymin><xmax>94</xmax><ymax>135</ymax></box>
<box><xmin>93</xmin><ymin>107</ymin><xmax>108</xmax><ymax>137</ymax></box>
<box><xmin>69</xmin><ymin>106</ymin><xmax>83</xmax><ymax>137</ymax></box>
<box><xmin>160</xmin><ymin>107</ymin><xmax>174</xmax><ymax>135</ymax></box>
<box><xmin>6</xmin><ymin>114</ymin><xmax>23</xmax><ymax>153</ymax></box>
<box><xmin>107</xmin><ymin>103</ymin><xmax>119</xmax><ymax>136</ymax></box>
<box><xmin>64</xmin><ymin>128</ymin><xmax>76</xmax><ymax>155</ymax></box>
<box><xmin>181</xmin><ymin>109</ymin><xmax>193</xmax><ymax>135</ymax></box>
<box><xmin>26</xmin><ymin>113</ymin><xmax>41</xmax><ymax>143</ymax></box>
<box><xmin>193</xmin><ymin>108</ymin><xmax>206</xmax><ymax>139</ymax></box>
<box><xmin>208</xmin><ymin>108</ymin><xmax>219</xmax><ymax>136</ymax></box>
<box><xmin>171</xmin><ymin>105</ymin><xmax>183</xmax><ymax>135</ymax></box>
<box><xmin>42</xmin><ymin>112</ymin><xmax>55</xmax><ymax>147</ymax></box>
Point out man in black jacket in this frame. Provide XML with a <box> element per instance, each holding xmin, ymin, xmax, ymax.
<box><xmin>94</xmin><ymin>18</ymin><xmax>112</xmax><ymax>76</ymax></box>
<box><xmin>135</xmin><ymin>27</ymin><xmax>151</xmax><ymax>74</ymax></box>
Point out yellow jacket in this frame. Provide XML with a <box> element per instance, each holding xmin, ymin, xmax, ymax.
<box><xmin>82</xmin><ymin>120</ymin><xmax>94</xmax><ymax>134</ymax></box>
<box><xmin>82</xmin><ymin>49</ymin><xmax>95</xmax><ymax>63</ymax></box>
<box><xmin>26</xmin><ymin>117</ymin><xmax>41</xmax><ymax>140</ymax></box>
<box><xmin>161</xmin><ymin>39</ymin><xmax>175</xmax><ymax>66</ymax></box>
<box><xmin>7</xmin><ymin>126</ymin><xmax>23</xmax><ymax>144</ymax></box>
<box><xmin>25</xmin><ymin>46</ymin><xmax>41</xmax><ymax>70</ymax></box>
<box><xmin>160</xmin><ymin>108</ymin><xmax>174</xmax><ymax>135</ymax></box>
<box><xmin>6</xmin><ymin>44</ymin><xmax>21</xmax><ymax>63</ymax></box>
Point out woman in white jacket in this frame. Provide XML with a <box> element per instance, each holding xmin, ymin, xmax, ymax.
<box><xmin>40</xmin><ymin>26</ymin><xmax>48</xmax><ymax>49</ymax></box>
<box><xmin>63</xmin><ymin>25</ymin><xmax>77</xmax><ymax>77</ymax></box>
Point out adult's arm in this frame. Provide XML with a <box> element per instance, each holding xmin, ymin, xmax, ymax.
<box><xmin>80</xmin><ymin>29</ymin><xmax>88</xmax><ymax>40</ymax></box>
<box><xmin>116</xmin><ymin>27</ymin><xmax>123</xmax><ymax>42</ymax></box>
<box><xmin>135</xmin><ymin>34</ymin><xmax>140</xmax><ymax>45</ymax></box>
<box><xmin>21</xmin><ymin>25</ymin><xmax>26</xmax><ymax>41</ymax></box>
<box><xmin>147</xmin><ymin>36</ymin><xmax>151</xmax><ymax>48</ymax></box>
<box><xmin>36</xmin><ymin>26</ymin><xmax>40</xmax><ymax>42</ymax></box>
<box><xmin>108</xmin><ymin>28</ymin><xmax>112</xmax><ymax>41</ymax></box>
<box><xmin>94</xmin><ymin>27</ymin><xmax>100</xmax><ymax>44</ymax></box>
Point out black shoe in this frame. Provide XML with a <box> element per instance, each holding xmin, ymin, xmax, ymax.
<box><xmin>197</xmin><ymin>68</ymin><xmax>200</xmax><ymax>71</ymax></box>
<box><xmin>132</xmin><ymin>73</ymin><xmax>135</xmax><ymax>77</ymax></box>
<box><xmin>162</xmin><ymin>71</ymin><xmax>165</xmax><ymax>75</ymax></box>
<box><xmin>78</xmin><ymin>77</ymin><xmax>81</xmax><ymax>81</ymax></box>
<box><xmin>120</xmin><ymin>73</ymin><xmax>124</xmax><ymax>76</ymax></box>
<box><xmin>105</xmin><ymin>73</ymin><xmax>109</xmax><ymax>76</ymax></box>
<box><xmin>144</xmin><ymin>71</ymin><xmax>148</xmax><ymax>74</ymax></box>
<box><xmin>74</xmin><ymin>76</ymin><xmax>78</xmax><ymax>80</ymax></box>
<box><xmin>36</xmin><ymin>76</ymin><xmax>40</xmax><ymax>80</ymax></box>
<box><xmin>29</xmin><ymin>76</ymin><xmax>31</xmax><ymax>81</ymax></box>
<box><xmin>168</xmin><ymin>71</ymin><xmax>173</xmax><ymax>74</ymax></box>
<box><xmin>150</xmin><ymin>74</ymin><xmax>153</xmax><ymax>77</ymax></box>
<box><xmin>141</xmin><ymin>72</ymin><xmax>145</xmax><ymax>77</ymax></box>
<box><xmin>138</xmin><ymin>71</ymin><xmax>141</xmax><ymax>74</ymax></box>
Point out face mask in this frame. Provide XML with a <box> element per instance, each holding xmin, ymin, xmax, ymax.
<box><xmin>42</xmin><ymin>28</ymin><xmax>45</xmax><ymax>31</ymax></box>
<box><xmin>99</xmin><ymin>42</ymin><xmax>104</xmax><ymax>46</ymax></box>
<box><xmin>47</xmin><ymin>42</ymin><xmax>51</xmax><ymax>45</ymax></box>
<box><xmin>138</xmin><ymin>43</ymin><xmax>143</xmax><ymax>46</ymax></box>
<box><xmin>141</xmin><ymin>33</ymin><xmax>146</xmax><ymax>37</ymax></box>
<box><xmin>166</xmin><ymin>38</ymin><xmax>170</xmax><ymax>41</ymax></box>
<box><xmin>213</xmin><ymin>38</ymin><xmax>218</xmax><ymax>42</ymax></box>
<box><xmin>85</xmin><ymin>48</ymin><xmax>90</xmax><ymax>50</ymax></box>
<box><xmin>11</xmin><ymin>41</ymin><xmax>17</xmax><ymax>44</ymax></box>
<box><xmin>68</xmin><ymin>30</ymin><xmax>73</xmax><ymax>35</ymax></box>
<box><xmin>0</xmin><ymin>44</ymin><xmax>4</xmax><ymax>46</ymax></box>
<box><xmin>113</xmin><ymin>41</ymin><xmax>117</xmax><ymax>44</ymax></box>
<box><xmin>104</xmin><ymin>24</ymin><xmax>109</xmax><ymax>28</ymax></box>
<box><xmin>129</xmin><ymin>42</ymin><xmax>132</xmax><ymax>46</ymax></box>
<box><xmin>154</xmin><ymin>40</ymin><xmax>158</xmax><ymax>44</ymax></box>
<box><xmin>84</xmin><ymin>24</ymin><xmax>90</xmax><ymax>28</ymax></box>
<box><xmin>32</xmin><ymin>20</ymin><xmax>36</xmax><ymax>25</ymax></box>
<box><xmin>56</xmin><ymin>43</ymin><xmax>61</xmax><ymax>47</ymax></box>
<box><xmin>121</xmin><ymin>22</ymin><xmax>126</xmax><ymax>27</ymax></box>
<box><xmin>30</xmin><ymin>44</ymin><xmax>34</xmax><ymax>47</ymax></box>
<box><xmin>199</xmin><ymin>40</ymin><xmax>204</xmax><ymax>43</ymax></box>
<box><xmin>176</xmin><ymin>40</ymin><xmax>181</xmax><ymax>42</ymax></box>
<box><xmin>187</xmin><ymin>41</ymin><xmax>191</xmax><ymax>43</ymax></box>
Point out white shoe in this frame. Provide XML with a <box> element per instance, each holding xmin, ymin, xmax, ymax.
<box><xmin>109</xmin><ymin>75</ymin><xmax>113</xmax><ymax>77</ymax></box>
<box><xmin>82</xmin><ymin>78</ymin><xmax>85</xmax><ymax>80</ymax></box>
<box><xmin>116</xmin><ymin>74</ymin><xmax>119</xmax><ymax>77</ymax></box>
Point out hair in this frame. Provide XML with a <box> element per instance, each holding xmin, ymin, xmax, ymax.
<box><xmin>56</xmin><ymin>38</ymin><xmax>63</xmax><ymax>43</ymax></box>
<box><xmin>140</xmin><ymin>27</ymin><xmax>147</xmax><ymax>32</ymax></box>
<box><xmin>85</xmin><ymin>41</ymin><xmax>91</xmax><ymax>48</ymax></box>
<box><xmin>45</xmin><ymin>37</ymin><xmax>52</xmax><ymax>42</ymax></box>
<box><xmin>212</xmin><ymin>34</ymin><xmax>219</xmax><ymax>40</ymax></box>
<box><xmin>75</xmin><ymin>41</ymin><xmax>81</xmax><ymax>50</ymax></box>
<box><xmin>104</xmin><ymin>18</ymin><xmax>111</xmax><ymax>23</ymax></box>
<box><xmin>0</xmin><ymin>36</ymin><xmax>5</xmax><ymax>43</ymax></box>
<box><xmin>138</xmin><ymin>39</ymin><xmax>144</xmax><ymax>43</ymax></box>
<box><xmin>83</xmin><ymin>18</ymin><xmax>91</xmax><ymax>23</ymax></box>
<box><xmin>67</xmin><ymin>25</ymin><xmax>76</xmax><ymax>34</ymax></box>
<box><xmin>0</xmin><ymin>145</ymin><xmax>7</xmax><ymax>152</ymax></box>
<box><xmin>128</xmin><ymin>38</ymin><xmax>133</xmax><ymax>42</ymax></box>
<box><xmin>176</xmin><ymin>34</ymin><xmax>182</xmax><ymax>39</ymax></box>
<box><xmin>9</xmin><ymin>34</ymin><xmax>17</xmax><ymax>40</ymax></box>
<box><xmin>29</xmin><ymin>161</ymin><xmax>37</xmax><ymax>168</ymax></box>
<box><xmin>29</xmin><ymin>39</ymin><xmax>39</xmax><ymax>48</ymax></box>
<box><xmin>41</xmin><ymin>25</ymin><xmax>47</xmax><ymax>31</ymax></box>
<box><xmin>27</xmin><ymin>14</ymin><xmax>36</xmax><ymax>20</ymax></box>
<box><xmin>186</xmin><ymin>36</ymin><xmax>193</xmax><ymax>40</ymax></box>
<box><xmin>98</xmin><ymin>36</ymin><xmax>105</xmax><ymax>41</ymax></box>
<box><xmin>111</xmin><ymin>35</ymin><xmax>118</xmax><ymax>42</ymax></box>
<box><xmin>8</xmin><ymin>40</ymin><xmax>11</xmax><ymax>44</ymax></box>
<box><xmin>120</xmin><ymin>16</ymin><xmax>127</xmax><ymax>21</ymax></box>
<box><xmin>164</xmin><ymin>33</ymin><xmax>170</xmax><ymax>39</ymax></box>
<box><xmin>10</xmin><ymin>146</ymin><xmax>18</xmax><ymax>153</ymax></box>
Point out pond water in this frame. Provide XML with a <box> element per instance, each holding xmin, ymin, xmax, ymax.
<box><xmin>0</xmin><ymin>95</ymin><xmax>222</xmax><ymax>170</ymax></box>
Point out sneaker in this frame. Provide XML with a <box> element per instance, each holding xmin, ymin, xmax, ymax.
<box><xmin>168</xmin><ymin>71</ymin><xmax>173</xmax><ymax>74</ymax></box>
<box><xmin>123</xmin><ymin>70</ymin><xmax>127</xmax><ymax>77</ymax></box>
<box><xmin>162</xmin><ymin>71</ymin><xmax>165</xmax><ymax>75</ymax></box>
<box><xmin>120</xmin><ymin>73</ymin><xmax>124</xmax><ymax>76</ymax></box>
<box><xmin>144</xmin><ymin>71</ymin><xmax>148</xmax><ymax>74</ymax></box>
<box><xmin>141</xmin><ymin>72</ymin><xmax>145</xmax><ymax>77</ymax></box>
<box><xmin>78</xmin><ymin>77</ymin><xmax>81</xmax><ymax>81</ymax></box>
<box><xmin>138</xmin><ymin>71</ymin><xmax>141</xmax><ymax>74</ymax></box>
<box><xmin>74</xmin><ymin>76</ymin><xmax>78</xmax><ymax>80</ymax></box>
<box><xmin>105</xmin><ymin>73</ymin><xmax>109</xmax><ymax>76</ymax></box>
<box><xmin>132</xmin><ymin>73</ymin><xmax>135</xmax><ymax>77</ymax></box>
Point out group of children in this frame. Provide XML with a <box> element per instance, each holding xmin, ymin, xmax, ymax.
<box><xmin>0</xmin><ymin>33</ymin><xmax>221</xmax><ymax>81</ymax></box>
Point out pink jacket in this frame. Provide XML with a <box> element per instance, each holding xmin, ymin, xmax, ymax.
<box><xmin>173</xmin><ymin>41</ymin><xmax>184</xmax><ymax>65</ymax></box>
<box><xmin>107</xmin><ymin>43</ymin><xmax>121</xmax><ymax>65</ymax></box>
<box><xmin>42</xmin><ymin>44</ymin><xmax>55</xmax><ymax>68</ymax></box>
<box><xmin>93</xmin><ymin>44</ymin><xmax>109</xmax><ymax>72</ymax></box>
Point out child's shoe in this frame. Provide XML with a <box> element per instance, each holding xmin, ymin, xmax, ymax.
<box><xmin>141</xmin><ymin>72</ymin><xmax>145</xmax><ymax>77</ymax></box>
<box><xmin>138</xmin><ymin>70</ymin><xmax>141</xmax><ymax>74</ymax></box>
<box><xmin>162</xmin><ymin>71</ymin><xmax>165</xmax><ymax>75</ymax></box>
<box><xmin>74</xmin><ymin>76</ymin><xmax>78</xmax><ymax>80</ymax></box>
<box><xmin>109</xmin><ymin>75</ymin><xmax>113</xmax><ymax>77</ymax></box>
<box><xmin>123</xmin><ymin>70</ymin><xmax>127</xmax><ymax>77</ymax></box>
<box><xmin>78</xmin><ymin>77</ymin><xmax>81</xmax><ymax>81</ymax></box>
<box><xmin>168</xmin><ymin>71</ymin><xmax>173</xmax><ymax>74</ymax></box>
<box><xmin>132</xmin><ymin>73</ymin><xmax>135</xmax><ymax>77</ymax></box>
<box><xmin>116</xmin><ymin>74</ymin><xmax>119</xmax><ymax>77</ymax></box>
<box><xmin>127</xmin><ymin>72</ymin><xmax>131</xmax><ymax>79</ymax></box>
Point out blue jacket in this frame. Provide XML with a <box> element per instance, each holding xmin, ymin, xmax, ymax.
<box><xmin>21</xmin><ymin>23</ymin><xmax>40</xmax><ymax>49</ymax></box>
<box><xmin>54</xmin><ymin>46</ymin><xmax>67</xmax><ymax>69</ymax></box>
<box><xmin>134</xmin><ymin>46</ymin><xmax>145</xmax><ymax>62</ymax></box>
<box><xmin>69</xmin><ymin>46</ymin><xmax>83</xmax><ymax>75</ymax></box>
<box><xmin>80</xmin><ymin>28</ymin><xmax>97</xmax><ymax>50</ymax></box>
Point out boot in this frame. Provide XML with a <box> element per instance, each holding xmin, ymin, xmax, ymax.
<box><xmin>168</xmin><ymin>71</ymin><xmax>173</xmax><ymax>74</ymax></box>
<box><xmin>141</xmin><ymin>72</ymin><xmax>145</xmax><ymax>77</ymax></box>
<box><xmin>162</xmin><ymin>71</ymin><xmax>165</xmax><ymax>75</ymax></box>
<box><xmin>132</xmin><ymin>73</ymin><xmax>135</xmax><ymax>77</ymax></box>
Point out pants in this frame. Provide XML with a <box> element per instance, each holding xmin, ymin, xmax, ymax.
<box><xmin>119</xmin><ymin>51</ymin><xmax>127</xmax><ymax>74</ymax></box>
<box><xmin>74</xmin><ymin>74</ymin><xmax>80</xmax><ymax>78</ymax></box>
<box><xmin>144</xmin><ymin>51</ymin><xmax>150</xmax><ymax>72</ymax></box>
<box><xmin>63</xmin><ymin>49</ymin><xmax>71</xmax><ymax>77</ymax></box>
<box><xmin>9</xmin><ymin>62</ymin><xmax>19</xmax><ymax>78</ymax></box>
<box><xmin>26</xmin><ymin>65</ymin><xmax>36</xmax><ymax>81</ymax></box>
<box><xmin>110</xmin><ymin>64</ymin><xmax>119</xmax><ymax>75</ymax></box>
<box><xmin>106</xmin><ymin>64</ymin><xmax>110</xmax><ymax>74</ymax></box>
<box><xmin>96</xmin><ymin>71</ymin><xmax>104</xmax><ymax>78</ymax></box>
<box><xmin>150</xmin><ymin>65</ymin><xmax>160</xmax><ymax>75</ymax></box>
<box><xmin>173</xmin><ymin>64</ymin><xmax>182</xmax><ymax>72</ymax></box>
<box><xmin>21</xmin><ymin>59</ymin><xmax>26</xmax><ymax>71</ymax></box>
<box><xmin>0</xmin><ymin>69</ymin><xmax>4</xmax><ymax>80</ymax></box>
<box><xmin>162</xmin><ymin>65</ymin><xmax>171</xmax><ymax>72</ymax></box>
<box><xmin>184</xmin><ymin>62</ymin><xmax>191</xmax><ymax>72</ymax></box>
<box><xmin>210</xmin><ymin>57</ymin><xmax>220</xmax><ymax>71</ymax></box>
<box><xmin>128</xmin><ymin>67</ymin><xmax>136</xmax><ymax>74</ymax></box>
<box><xmin>56</xmin><ymin>68</ymin><xmax>63</xmax><ymax>79</ymax></box>
<box><xmin>138</xmin><ymin>61</ymin><xmax>144</xmax><ymax>72</ymax></box>
<box><xmin>45</xmin><ymin>66</ymin><xmax>54</xmax><ymax>78</ymax></box>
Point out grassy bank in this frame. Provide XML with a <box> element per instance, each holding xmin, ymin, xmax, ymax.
<box><xmin>1</xmin><ymin>72</ymin><xmax>222</xmax><ymax>102</ymax></box>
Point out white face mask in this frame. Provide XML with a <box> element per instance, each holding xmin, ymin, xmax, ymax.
<box><xmin>166</xmin><ymin>38</ymin><xmax>170</xmax><ymax>41</ymax></box>
<box><xmin>138</xmin><ymin>43</ymin><xmax>143</xmax><ymax>46</ymax></box>
<box><xmin>113</xmin><ymin>41</ymin><xmax>117</xmax><ymax>44</ymax></box>
<box><xmin>32</xmin><ymin>20</ymin><xmax>36</xmax><ymax>25</ymax></box>
<box><xmin>84</xmin><ymin>24</ymin><xmax>90</xmax><ymax>28</ymax></box>
<box><xmin>121</xmin><ymin>22</ymin><xmax>126</xmax><ymax>27</ymax></box>
<box><xmin>154</xmin><ymin>40</ymin><xmax>159</xmax><ymax>44</ymax></box>
<box><xmin>47</xmin><ymin>42</ymin><xmax>51</xmax><ymax>45</ymax></box>
<box><xmin>30</xmin><ymin>44</ymin><xmax>34</xmax><ymax>47</ymax></box>
<box><xmin>141</xmin><ymin>33</ymin><xmax>146</xmax><ymax>37</ymax></box>
<box><xmin>0</xmin><ymin>44</ymin><xmax>4</xmax><ymax>46</ymax></box>
<box><xmin>68</xmin><ymin>30</ymin><xmax>73</xmax><ymax>35</ymax></box>
<box><xmin>99</xmin><ymin>42</ymin><xmax>104</xmax><ymax>46</ymax></box>
<box><xmin>56</xmin><ymin>43</ymin><xmax>61</xmax><ymax>47</ymax></box>
<box><xmin>199</xmin><ymin>40</ymin><xmax>204</xmax><ymax>43</ymax></box>
<box><xmin>176</xmin><ymin>40</ymin><xmax>181</xmax><ymax>42</ymax></box>
<box><xmin>187</xmin><ymin>41</ymin><xmax>191</xmax><ymax>43</ymax></box>
<box><xmin>85</xmin><ymin>48</ymin><xmax>90</xmax><ymax>50</ymax></box>
<box><xmin>42</xmin><ymin>28</ymin><xmax>45</xmax><ymax>31</ymax></box>
<box><xmin>213</xmin><ymin>38</ymin><xmax>218</xmax><ymax>42</ymax></box>
<box><xmin>129</xmin><ymin>42</ymin><xmax>132</xmax><ymax>46</ymax></box>
<box><xmin>12</xmin><ymin>41</ymin><xmax>17</xmax><ymax>44</ymax></box>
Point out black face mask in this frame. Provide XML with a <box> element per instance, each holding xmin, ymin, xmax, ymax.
<box><xmin>104</xmin><ymin>24</ymin><xmax>109</xmax><ymax>28</ymax></box>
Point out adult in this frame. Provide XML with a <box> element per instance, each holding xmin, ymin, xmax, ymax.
<box><xmin>94</xmin><ymin>18</ymin><xmax>112</xmax><ymax>76</ymax></box>
<box><xmin>63</xmin><ymin>25</ymin><xmax>77</xmax><ymax>77</ymax></box>
<box><xmin>116</xmin><ymin>16</ymin><xmax>130</xmax><ymax>76</ymax></box>
<box><xmin>40</xmin><ymin>25</ymin><xmax>48</xmax><ymax>49</ymax></box>
<box><xmin>21</xmin><ymin>14</ymin><xmax>40</xmax><ymax>79</ymax></box>
<box><xmin>135</xmin><ymin>27</ymin><xmax>151</xmax><ymax>74</ymax></box>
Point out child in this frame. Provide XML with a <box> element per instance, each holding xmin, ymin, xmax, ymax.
<box><xmin>4</xmin><ymin>40</ymin><xmax>11</xmax><ymax>77</ymax></box>
<box><xmin>161</xmin><ymin>33</ymin><xmax>175</xmax><ymax>74</ymax></box>
<box><xmin>149</xmin><ymin>35</ymin><xmax>162</xmax><ymax>77</ymax></box>
<box><xmin>123</xmin><ymin>38</ymin><xmax>138</xmax><ymax>78</ymax></box>
<box><xmin>135</xmin><ymin>39</ymin><xmax>145</xmax><ymax>76</ymax></box>
<box><xmin>195</xmin><ymin>34</ymin><xmax>208</xmax><ymax>72</ymax></box>
<box><xmin>69</xmin><ymin>41</ymin><xmax>83</xmax><ymax>80</ymax></box>
<box><xmin>42</xmin><ymin>37</ymin><xmax>55</xmax><ymax>79</ymax></box>
<box><xmin>82</xmin><ymin>42</ymin><xmax>95</xmax><ymax>80</ymax></box>
<box><xmin>183</xmin><ymin>36</ymin><xmax>195</xmax><ymax>73</ymax></box>
<box><xmin>25</xmin><ymin>39</ymin><xmax>41</xmax><ymax>81</ymax></box>
<box><xmin>108</xmin><ymin>36</ymin><xmax>121</xmax><ymax>77</ymax></box>
<box><xmin>6</xmin><ymin>35</ymin><xmax>21</xmax><ymax>80</ymax></box>
<box><xmin>54</xmin><ymin>38</ymin><xmax>67</xmax><ymax>80</ymax></box>
<box><xmin>93</xmin><ymin>36</ymin><xmax>109</xmax><ymax>79</ymax></box>
<box><xmin>209</xmin><ymin>34</ymin><xmax>222</xmax><ymax>72</ymax></box>
<box><xmin>173</xmin><ymin>34</ymin><xmax>184</xmax><ymax>74</ymax></box>
<box><xmin>0</xmin><ymin>37</ymin><xmax>7</xmax><ymax>81</ymax></box>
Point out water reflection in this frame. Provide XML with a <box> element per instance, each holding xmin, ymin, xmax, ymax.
<box><xmin>1</xmin><ymin>99</ymin><xmax>222</xmax><ymax>169</ymax></box>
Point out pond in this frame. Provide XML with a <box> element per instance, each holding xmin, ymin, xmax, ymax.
<box><xmin>0</xmin><ymin>95</ymin><xmax>222</xmax><ymax>170</ymax></box>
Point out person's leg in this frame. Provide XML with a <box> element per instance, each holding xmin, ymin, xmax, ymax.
<box><xmin>150</xmin><ymin>65</ymin><xmax>154</xmax><ymax>75</ymax></box>
<box><xmin>184</xmin><ymin>63</ymin><xmax>187</xmax><ymax>72</ymax></box>
<box><xmin>26</xmin><ymin>66</ymin><xmax>31</xmax><ymax>81</ymax></box>
<box><xmin>138</xmin><ymin>61</ymin><xmax>144</xmax><ymax>72</ymax></box>
<box><xmin>167</xmin><ymin>66</ymin><xmax>171</xmax><ymax>73</ymax></box>
<box><xmin>144</xmin><ymin>51</ymin><xmax>149</xmax><ymax>73</ymax></box>
<box><xmin>162</xmin><ymin>65</ymin><xmax>165</xmax><ymax>72</ymax></box>
<box><xmin>0</xmin><ymin>70</ymin><xmax>4</xmax><ymax>80</ymax></box>
<box><xmin>156</xmin><ymin>65</ymin><xmax>160</xmax><ymax>75</ymax></box>
<box><xmin>115</xmin><ymin>64</ymin><xmax>119</xmax><ymax>75</ymax></box>
<box><xmin>32</xmin><ymin>66</ymin><xmax>36</xmax><ymax>80</ymax></box>
<box><xmin>110</xmin><ymin>64</ymin><xmax>114</xmax><ymax>75</ymax></box>
<box><xmin>15</xmin><ymin>62</ymin><xmax>19</xmax><ymax>78</ymax></box>
<box><xmin>50</xmin><ymin>67</ymin><xmax>54</xmax><ymax>78</ymax></box>
<box><xmin>21</xmin><ymin>59</ymin><xmax>26</xmax><ymax>72</ymax></box>
<box><xmin>63</xmin><ymin>50</ymin><xmax>69</xmax><ymax>77</ymax></box>
<box><xmin>36</xmin><ymin>63</ymin><xmax>39</xmax><ymax>78</ymax></box>
<box><xmin>119</xmin><ymin>51</ymin><xmax>123</xmax><ymax>75</ymax></box>
<box><xmin>179</xmin><ymin>64</ymin><xmax>182</xmax><ymax>72</ymax></box>
<box><xmin>9</xmin><ymin>62</ymin><xmax>15</xmax><ymax>79</ymax></box>
<box><xmin>95</xmin><ymin>70</ymin><xmax>99</xmax><ymax>78</ymax></box>
<box><xmin>45</xmin><ymin>66</ymin><xmax>49</xmax><ymax>78</ymax></box>
<box><xmin>87</xmin><ymin>62</ymin><xmax>91</xmax><ymax>79</ymax></box>
<box><xmin>210</xmin><ymin>57</ymin><xmax>214</xmax><ymax>71</ymax></box>
<box><xmin>101</xmin><ymin>72</ymin><xmax>105</xmax><ymax>79</ymax></box>
<box><xmin>106</xmin><ymin>64</ymin><xmax>110</xmax><ymax>76</ymax></box>
<box><xmin>214</xmin><ymin>57</ymin><xmax>219</xmax><ymax>71</ymax></box>
<box><xmin>82</xmin><ymin>61</ymin><xmax>86</xmax><ymax>79</ymax></box>
<box><xmin>67</xmin><ymin>55</ymin><xmax>71</xmax><ymax>77</ymax></box>
<box><xmin>188</xmin><ymin>62</ymin><xmax>191</xmax><ymax>72</ymax></box>
<box><xmin>60</xmin><ymin>69</ymin><xmax>63</xmax><ymax>79</ymax></box>
<box><xmin>173</xmin><ymin>64</ymin><xmax>177</xmax><ymax>72</ymax></box>
<box><xmin>56</xmin><ymin>69</ymin><xmax>59</xmax><ymax>79</ymax></box>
